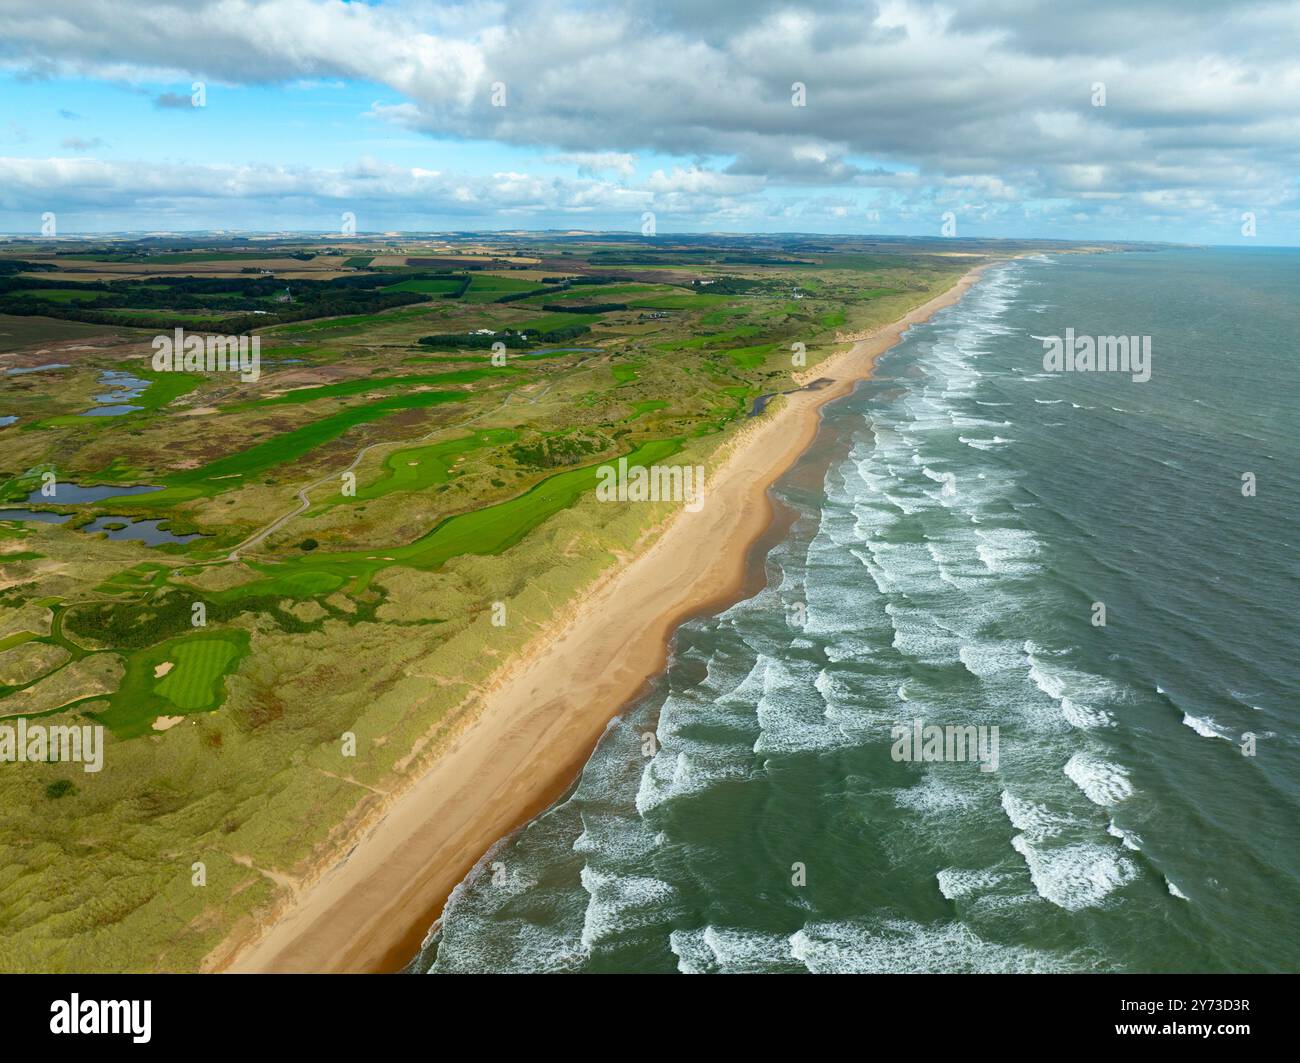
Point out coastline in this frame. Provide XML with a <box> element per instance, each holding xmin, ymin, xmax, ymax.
<box><xmin>215</xmin><ymin>262</ymin><xmax>991</xmax><ymax>974</ymax></box>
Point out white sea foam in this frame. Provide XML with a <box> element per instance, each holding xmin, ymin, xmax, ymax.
<box><xmin>1061</xmin><ymin>697</ymin><xmax>1112</xmax><ymax>729</ymax></box>
<box><xmin>636</xmin><ymin>748</ymin><xmax>749</xmax><ymax>814</ymax></box>
<box><xmin>1182</xmin><ymin>713</ymin><xmax>1231</xmax><ymax>740</ymax></box>
<box><xmin>1000</xmin><ymin>790</ymin><xmax>1073</xmax><ymax>841</ymax></box>
<box><xmin>790</xmin><ymin>917</ymin><xmax>1077</xmax><ymax>973</ymax></box>
<box><xmin>1025</xmin><ymin>641</ymin><xmax>1127</xmax><ymax>716</ymax></box>
<box><xmin>578</xmin><ymin>865</ymin><xmax>675</xmax><ymax>949</ymax></box>
<box><xmin>635</xmin><ymin>651</ymin><xmax>762</xmax><ymax>813</ymax></box>
<box><xmin>1107</xmin><ymin>819</ymin><xmax>1143</xmax><ymax>851</ymax></box>
<box><xmin>669</xmin><ymin>926</ymin><xmax>790</xmax><ymax>974</ymax></box>
<box><xmin>431</xmin><ymin>919</ymin><xmax>588</xmax><ymax>973</ymax></box>
<box><xmin>1010</xmin><ymin>836</ymin><xmax>1138</xmax><ymax>911</ymax></box>
<box><xmin>753</xmin><ymin>654</ymin><xmax>854</xmax><ymax>754</ymax></box>
<box><xmin>936</xmin><ymin>866</ymin><xmax>1008</xmax><ymax>900</ymax></box>
<box><xmin>974</xmin><ymin>527</ymin><xmax>1039</xmax><ymax>574</ymax></box>
<box><xmin>895</xmin><ymin>773</ymin><xmax>982</xmax><ymax>814</ymax></box>
<box><xmin>959</xmin><ymin>435</ymin><xmax>1009</xmax><ymax>451</ymax></box>
<box><xmin>1064</xmin><ymin>752</ymin><xmax>1135</xmax><ymax>806</ymax></box>
<box><xmin>572</xmin><ymin>810</ymin><xmax>658</xmax><ymax>864</ymax></box>
<box><xmin>950</xmin><ymin>415</ymin><xmax>1010</xmax><ymax>429</ymax></box>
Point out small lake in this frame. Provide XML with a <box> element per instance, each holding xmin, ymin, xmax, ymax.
<box><xmin>0</xmin><ymin>509</ymin><xmax>199</xmax><ymax>545</ymax></box>
<box><xmin>4</xmin><ymin>363</ymin><xmax>70</xmax><ymax>375</ymax></box>
<box><xmin>82</xmin><ymin>516</ymin><xmax>202</xmax><ymax>545</ymax></box>
<box><xmin>0</xmin><ymin>509</ymin><xmax>71</xmax><ymax>524</ymax></box>
<box><xmin>81</xmin><ymin>369</ymin><xmax>148</xmax><ymax>416</ymax></box>
<box><xmin>0</xmin><ymin>416</ymin><xmax>17</xmax><ymax>428</ymax></box>
<box><xmin>24</xmin><ymin>483</ymin><xmax>163</xmax><ymax>504</ymax></box>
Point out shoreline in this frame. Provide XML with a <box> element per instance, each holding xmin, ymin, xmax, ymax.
<box><xmin>216</xmin><ymin>262</ymin><xmax>991</xmax><ymax>974</ymax></box>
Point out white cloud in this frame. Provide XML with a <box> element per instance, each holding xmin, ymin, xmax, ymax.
<box><xmin>544</xmin><ymin>152</ymin><xmax>637</xmax><ymax>178</ymax></box>
<box><xmin>0</xmin><ymin>0</ymin><xmax>1296</xmax><ymax>238</ymax></box>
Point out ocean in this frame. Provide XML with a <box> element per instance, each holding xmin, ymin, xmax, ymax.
<box><xmin>413</xmin><ymin>248</ymin><xmax>1300</xmax><ymax>973</ymax></box>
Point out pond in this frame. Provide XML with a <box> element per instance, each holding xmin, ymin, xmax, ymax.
<box><xmin>24</xmin><ymin>483</ymin><xmax>163</xmax><ymax>504</ymax></box>
<box><xmin>81</xmin><ymin>516</ymin><xmax>202</xmax><ymax>545</ymax></box>
<box><xmin>0</xmin><ymin>508</ymin><xmax>201</xmax><ymax>546</ymax></box>
<box><xmin>0</xmin><ymin>508</ymin><xmax>72</xmax><ymax>524</ymax></box>
<box><xmin>4</xmin><ymin>363</ymin><xmax>70</xmax><ymax>375</ymax></box>
<box><xmin>81</xmin><ymin>369</ymin><xmax>148</xmax><ymax>416</ymax></box>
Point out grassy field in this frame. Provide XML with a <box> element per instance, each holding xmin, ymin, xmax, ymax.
<box><xmin>0</xmin><ymin>232</ymin><xmax>986</xmax><ymax>972</ymax></box>
<box><xmin>0</xmin><ymin>313</ymin><xmax>136</xmax><ymax>353</ymax></box>
<box><xmin>383</xmin><ymin>278</ymin><xmax>466</xmax><ymax>295</ymax></box>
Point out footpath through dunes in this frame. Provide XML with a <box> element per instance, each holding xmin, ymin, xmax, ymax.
<box><xmin>218</xmin><ymin>264</ymin><xmax>987</xmax><ymax>973</ymax></box>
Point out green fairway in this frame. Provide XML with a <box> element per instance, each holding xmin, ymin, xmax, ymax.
<box><xmin>658</xmin><ymin>325</ymin><xmax>762</xmax><ymax>350</ymax></box>
<box><xmin>0</xmin><ymin>631</ymin><xmax>39</xmax><ymax>653</ymax></box>
<box><xmin>699</xmin><ymin>306</ymin><xmax>750</xmax><ymax>326</ymax></box>
<box><xmin>130</xmin><ymin>389</ymin><xmax>476</xmax><ymax>504</ymax></box>
<box><xmin>206</xmin><ymin>567</ymin><xmax>345</xmax><ymax>603</ymax></box>
<box><xmin>93</xmin><ymin>563</ymin><xmax>172</xmax><ymax>596</ymax></box>
<box><xmin>255</xmin><ymin>436</ymin><xmax>683</xmax><ymax>583</ymax></box>
<box><xmin>397</xmin><ymin>436</ymin><xmax>683</xmax><ymax>569</ymax></box>
<box><xmin>352</xmin><ymin>428</ymin><xmax>519</xmax><ymax>501</ymax></box>
<box><xmin>236</xmin><ymin>368</ymin><xmax>504</xmax><ymax>408</ymax></box>
<box><xmin>135</xmin><ymin>368</ymin><xmax>206</xmax><ymax>411</ymax></box>
<box><xmin>722</xmin><ymin>343</ymin><xmax>778</xmax><ymax>369</ymax></box>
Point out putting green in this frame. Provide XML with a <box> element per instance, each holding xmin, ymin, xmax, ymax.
<box><xmin>154</xmin><ymin>637</ymin><xmax>243</xmax><ymax>710</ymax></box>
<box><xmin>92</xmin><ymin>631</ymin><xmax>250</xmax><ymax>737</ymax></box>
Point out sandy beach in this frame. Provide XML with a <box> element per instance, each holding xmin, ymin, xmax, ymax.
<box><xmin>215</xmin><ymin>263</ymin><xmax>989</xmax><ymax>974</ymax></box>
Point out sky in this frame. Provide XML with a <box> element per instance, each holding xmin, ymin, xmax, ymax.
<box><xmin>0</xmin><ymin>0</ymin><xmax>1297</xmax><ymax>243</ymax></box>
